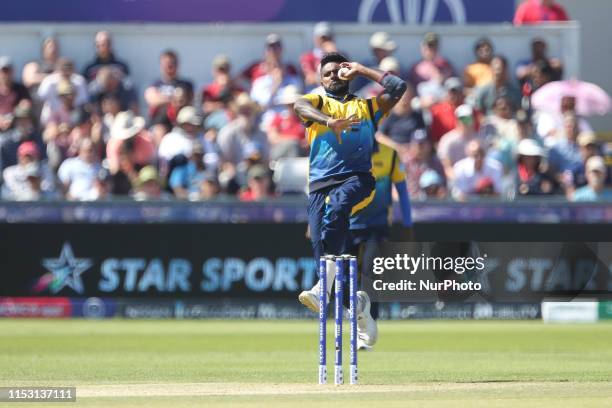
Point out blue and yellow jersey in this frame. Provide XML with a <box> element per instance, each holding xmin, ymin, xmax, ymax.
<box><xmin>301</xmin><ymin>93</ymin><xmax>385</xmax><ymax>191</ymax></box>
<box><xmin>350</xmin><ymin>143</ymin><xmax>406</xmax><ymax>229</ymax></box>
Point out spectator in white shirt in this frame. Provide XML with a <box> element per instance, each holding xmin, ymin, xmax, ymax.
<box><xmin>38</xmin><ymin>58</ymin><xmax>88</xmax><ymax>120</ymax></box>
<box><xmin>158</xmin><ymin>106</ymin><xmax>202</xmax><ymax>163</ymax></box>
<box><xmin>451</xmin><ymin>139</ymin><xmax>503</xmax><ymax>201</ymax></box>
<box><xmin>57</xmin><ymin>138</ymin><xmax>101</xmax><ymax>201</ymax></box>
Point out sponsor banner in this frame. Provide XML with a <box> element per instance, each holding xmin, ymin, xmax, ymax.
<box><xmin>117</xmin><ymin>299</ymin><xmax>316</xmax><ymax>320</ymax></box>
<box><xmin>0</xmin><ymin>1</ymin><xmax>514</xmax><ymax>23</ymax></box>
<box><xmin>377</xmin><ymin>302</ymin><xmax>541</xmax><ymax>320</ymax></box>
<box><xmin>363</xmin><ymin>242</ymin><xmax>612</xmax><ymax>303</ymax></box>
<box><xmin>118</xmin><ymin>299</ymin><xmax>541</xmax><ymax>320</ymax></box>
<box><xmin>0</xmin><ymin>297</ymin><xmax>71</xmax><ymax>318</ymax></box>
<box><xmin>1</xmin><ymin>201</ymin><xmax>611</xmax><ymax>224</ymax></box>
<box><xmin>0</xmin><ymin>223</ymin><xmax>315</xmax><ymax>299</ymax></box>
<box><xmin>0</xmin><ymin>297</ymin><xmax>541</xmax><ymax>320</ymax></box>
<box><xmin>1</xmin><ymin>223</ymin><xmax>611</xmax><ymax>303</ymax></box>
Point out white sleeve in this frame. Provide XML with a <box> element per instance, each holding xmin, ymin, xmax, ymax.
<box><xmin>451</xmin><ymin>162</ymin><xmax>469</xmax><ymax>196</ymax></box>
<box><xmin>57</xmin><ymin>160</ymin><xmax>72</xmax><ymax>185</ymax></box>
<box><xmin>73</xmin><ymin>75</ymin><xmax>89</xmax><ymax>106</ymax></box>
<box><xmin>37</xmin><ymin>74</ymin><xmax>54</xmax><ymax>101</ymax></box>
<box><xmin>250</xmin><ymin>77</ymin><xmax>271</xmax><ymax>107</ymax></box>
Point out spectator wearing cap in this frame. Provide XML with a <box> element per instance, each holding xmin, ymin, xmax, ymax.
<box><xmin>560</xmin><ymin>131</ymin><xmax>604</xmax><ymax>191</ymax></box>
<box><xmin>352</xmin><ymin>31</ymin><xmax>397</xmax><ymax>92</ymax></box>
<box><xmin>0</xmin><ymin>104</ymin><xmax>44</xmax><ymax>171</ymax></box>
<box><xmin>149</xmin><ymin>83</ymin><xmax>194</xmax><ymax>145</ymax></box>
<box><xmin>158</xmin><ymin>106</ymin><xmax>202</xmax><ymax>165</ymax></box>
<box><xmin>367</xmin><ymin>32</ymin><xmax>397</xmax><ymax>67</ymax></box>
<box><xmin>429</xmin><ymin>77</ymin><xmax>464</xmax><ymax>144</ymax></box>
<box><xmin>514</xmin><ymin>138</ymin><xmax>559</xmax><ymax>197</ymax></box>
<box><xmin>1</xmin><ymin>141</ymin><xmax>55</xmax><ymax>200</ymax></box>
<box><xmin>201</xmin><ymin>55</ymin><xmax>243</xmax><ymax>115</ymax></box>
<box><xmin>515</xmin><ymin>38</ymin><xmax>563</xmax><ymax>87</ymax></box>
<box><xmin>82</xmin><ymin>31</ymin><xmax>130</xmax><ymax>82</ymax></box>
<box><xmin>106</xmin><ymin>111</ymin><xmax>155</xmax><ymax>178</ymax></box>
<box><xmin>169</xmin><ymin>141</ymin><xmax>210</xmax><ymax>200</ymax></box>
<box><xmin>571</xmin><ymin>156</ymin><xmax>612</xmax><ymax>202</ymax></box>
<box><xmin>238</xmin><ymin>164</ymin><xmax>274</xmax><ymax>202</ymax></box>
<box><xmin>408</xmin><ymin>32</ymin><xmax>455</xmax><ymax>88</ymax></box>
<box><xmin>267</xmin><ymin>85</ymin><xmax>306</xmax><ymax>160</ymax></box>
<box><xmin>57</xmin><ymin>138</ymin><xmax>102</xmax><ymax>201</ymax></box>
<box><xmin>241</xmin><ymin>33</ymin><xmax>298</xmax><ymax>85</ymax></box>
<box><xmin>463</xmin><ymin>38</ymin><xmax>494</xmax><ymax>90</ymax></box>
<box><xmin>41</xmin><ymin>79</ymin><xmax>78</xmax><ymax>126</ymax></box>
<box><xmin>417</xmin><ymin>169</ymin><xmax>447</xmax><ymax>200</ymax></box>
<box><xmin>472</xmin><ymin>55</ymin><xmax>521</xmax><ymax>116</ymax></box>
<box><xmin>376</xmin><ymin>86</ymin><xmax>425</xmax><ymax>149</ymax></box>
<box><xmin>403</xmin><ymin>131</ymin><xmax>446</xmax><ymax>199</ymax></box>
<box><xmin>217</xmin><ymin>93</ymin><xmax>268</xmax><ymax>167</ymax></box>
<box><xmin>438</xmin><ymin>104</ymin><xmax>480</xmax><ymax>179</ymax></box>
<box><xmin>514</xmin><ymin>0</ymin><xmax>569</xmax><ymax>26</ymax></box>
<box><xmin>300</xmin><ymin>22</ymin><xmax>338</xmax><ymax>91</ymax></box>
<box><xmin>144</xmin><ymin>50</ymin><xmax>194</xmax><ymax>117</ymax></box>
<box><xmin>38</xmin><ymin>58</ymin><xmax>88</xmax><ymax>119</ymax></box>
<box><xmin>133</xmin><ymin>165</ymin><xmax>170</xmax><ymax>201</ymax></box>
<box><xmin>451</xmin><ymin>139</ymin><xmax>503</xmax><ymax>201</ymax></box>
<box><xmin>88</xmin><ymin>66</ymin><xmax>138</xmax><ymax>115</ymax></box>
<box><xmin>0</xmin><ymin>57</ymin><xmax>31</xmax><ymax>131</ymax></box>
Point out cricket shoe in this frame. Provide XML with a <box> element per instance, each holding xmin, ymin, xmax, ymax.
<box><xmin>356</xmin><ymin>291</ymin><xmax>378</xmax><ymax>346</ymax></box>
<box><xmin>298</xmin><ymin>288</ymin><xmax>321</xmax><ymax>313</ymax></box>
<box><xmin>357</xmin><ymin>337</ymin><xmax>373</xmax><ymax>351</ymax></box>
<box><xmin>298</xmin><ymin>258</ymin><xmax>336</xmax><ymax>313</ymax></box>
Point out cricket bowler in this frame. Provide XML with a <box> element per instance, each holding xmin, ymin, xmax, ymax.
<box><xmin>294</xmin><ymin>52</ymin><xmax>407</xmax><ymax>348</ymax></box>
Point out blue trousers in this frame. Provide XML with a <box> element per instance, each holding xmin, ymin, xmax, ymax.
<box><xmin>308</xmin><ymin>173</ymin><xmax>375</xmax><ymax>260</ymax></box>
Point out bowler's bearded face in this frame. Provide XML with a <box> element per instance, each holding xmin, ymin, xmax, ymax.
<box><xmin>321</xmin><ymin>62</ymin><xmax>349</xmax><ymax>96</ymax></box>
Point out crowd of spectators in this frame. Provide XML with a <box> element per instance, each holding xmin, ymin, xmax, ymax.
<box><xmin>0</xmin><ymin>14</ymin><xmax>610</xmax><ymax>203</ymax></box>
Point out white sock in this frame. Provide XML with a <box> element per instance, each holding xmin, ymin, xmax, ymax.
<box><xmin>310</xmin><ymin>259</ymin><xmax>336</xmax><ymax>298</ymax></box>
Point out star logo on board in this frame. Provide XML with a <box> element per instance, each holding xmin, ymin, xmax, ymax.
<box><xmin>35</xmin><ymin>243</ymin><xmax>93</xmax><ymax>294</ymax></box>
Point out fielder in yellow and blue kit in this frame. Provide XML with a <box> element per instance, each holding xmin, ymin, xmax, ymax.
<box><xmin>349</xmin><ymin>142</ymin><xmax>413</xmax><ymax>326</ymax></box>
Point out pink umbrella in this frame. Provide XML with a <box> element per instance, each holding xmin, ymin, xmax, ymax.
<box><xmin>531</xmin><ymin>79</ymin><xmax>612</xmax><ymax>116</ymax></box>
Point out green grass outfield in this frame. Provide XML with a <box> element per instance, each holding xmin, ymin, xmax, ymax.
<box><xmin>0</xmin><ymin>319</ymin><xmax>611</xmax><ymax>407</ymax></box>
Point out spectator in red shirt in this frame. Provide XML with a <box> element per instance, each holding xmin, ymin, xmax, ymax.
<box><xmin>514</xmin><ymin>0</ymin><xmax>569</xmax><ymax>25</ymax></box>
<box><xmin>267</xmin><ymin>85</ymin><xmax>305</xmax><ymax>160</ymax></box>
<box><xmin>300</xmin><ymin>22</ymin><xmax>338</xmax><ymax>91</ymax></box>
<box><xmin>241</xmin><ymin>34</ymin><xmax>298</xmax><ymax>85</ymax></box>
<box><xmin>429</xmin><ymin>77</ymin><xmax>464</xmax><ymax>144</ymax></box>
<box><xmin>201</xmin><ymin>55</ymin><xmax>243</xmax><ymax>115</ymax></box>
